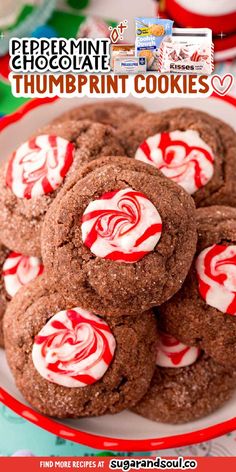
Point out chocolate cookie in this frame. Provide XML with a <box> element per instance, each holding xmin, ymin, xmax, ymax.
<box><xmin>0</xmin><ymin>245</ymin><xmax>43</xmax><ymax>347</ymax></box>
<box><xmin>0</xmin><ymin>244</ymin><xmax>10</xmax><ymax>347</ymax></box>
<box><xmin>3</xmin><ymin>276</ymin><xmax>157</xmax><ymax>418</ymax></box>
<box><xmin>119</xmin><ymin>108</ymin><xmax>236</xmax><ymax>207</ymax></box>
<box><xmin>41</xmin><ymin>156</ymin><xmax>197</xmax><ymax>316</ymax></box>
<box><xmin>0</xmin><ymin>120</ymin><xmax>124</xmax><ymax>256</ymax></box>
<box><xmin>133</xmin><ymin>331</ymin><xmax>236</xmax><ymax>424</ymax></box>
<box><xmin>158</xmin><ymin>206</ymin><xmax>236</xmax><ymax>368</ymax></box>
<box><xmin>52</xmin><ymin>100</ymin><xmax>145</xmax><ymax>129</ymax></box>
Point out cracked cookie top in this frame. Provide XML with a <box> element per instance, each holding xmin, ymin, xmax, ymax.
<box><xmin>0</xmin><ymin>120</ymin><xmax>124</xmax><ymax>256</ymax></box>
<box><xmin>158</xmin><ymin>205</ymin><xmax>236</xmax><ymax>368</ymax></box>
<box><xmin>119</xmin><ymin>108</ymin><xmax>236</xmax><ymax>208</ymax></box>
<box><xmin>4</xmin><ymin>276</ymin><xmax>157</xmax><ymax>418</ymax></box>
<box><xmin>41</xmin><ymin>156</ymin><xmax>197</xmax><ymax>316</ymax></box>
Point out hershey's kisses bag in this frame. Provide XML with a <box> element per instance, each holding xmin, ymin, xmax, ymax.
<box><xmin>159</xmin><ymin>28</ymin><xmax>214</xmax><ymax>75</ymax></box>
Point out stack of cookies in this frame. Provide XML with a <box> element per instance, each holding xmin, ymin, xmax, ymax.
<box><xmin>1</xmin><ymin>100</ymin><xmax>236</xmax><ymax>424</ymax></box>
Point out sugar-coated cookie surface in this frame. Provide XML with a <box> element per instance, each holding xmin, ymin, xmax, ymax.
<box><xmin>2</xmin><ymin>101</ymin><xmax>235</xmax><ymax>427</ymax></box>
<box><xmin>0</xmin><ymin>244</ymin><xmax>11</xmax><ymax>347</ymax></box>
<box><xmin>41</xmin><ymin>156</ymin><xmax>197</xmax><ymax>316</ymax></box>
<box><xmin>0</xmin><ymin>244</ymin><xmax>43</xmax><ymax>348</ymax></box>
<box><xmin>0</xmin><ymin>120</ymin><xmax>124</xmax><ymax>256</ymax></box>
<box><xmin>3</xmin><ymin>276</ymin><xmax>157</xmax><ymax>418</ymax></box>
<box><xmin>158</xmin><ymin>206</ymin><xmax>236</xmax><ymax>368</ymax></box>
<box><xmin>52</xmin><ymin>100</ymin><xmax>145</xmax><ymax>129</ymax></box>
<box><xmin>119</xmin><ymin>108</ymin><xmax>236</xmax><ymax>208</ymax></box>
<box><xmin>133</xmin><ymin>349</ymin><xmax>236</xmax><ymax>424</ymax></box>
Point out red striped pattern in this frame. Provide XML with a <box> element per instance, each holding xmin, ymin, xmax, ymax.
<box><xmin>6</xmin><ymin>135</ymin><xmax>74</xmax><ymax>199</ymax></box>
<box><xmin>32</xmin><ymin>307</ymin><xmax>116</xmax><ymax>388</ymax></box>
<box><xmin>135</xmin><ymin>131</ymin><xmax>214</xmax><ymax>195</ymax></box>
<box><xmin>156</xmin><ymin>331</ymin><xmax>201</xmax><ymax>368</ymax></box>
<box><xmin>196</xmin><ymin>244</ymin><xmax>236</xmax><ymax>316</ymax></box>
<box><xmin>2</xmin><ymin>251</ymin><xmax>44</xmax><ymax>298</ymax></box>
<box><xmin>81</xmin><ymin>188</ymin><xmax>162</xmax><ymax>263</ymax></box>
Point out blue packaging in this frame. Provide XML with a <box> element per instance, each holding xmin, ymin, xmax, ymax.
<box><xmin>135</xmin><ymin>18</ymin><xmax>173</xmax><ymax>70</ymax></box>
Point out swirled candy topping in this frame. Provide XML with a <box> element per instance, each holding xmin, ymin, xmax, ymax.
<box><xmin>156</xmin><ymin>331</ymin><xmax>200</xmax><ymax>368</ymax></box>
<box><xmin>32</xmin><ymin>308</ymin><xmax>116</xmax><ymax>388</ymax></box>
<box><xmin>81</xmin><ymin>188</ymin><xmax>162</xmax><ymax>263</ymax></box>
<box><xmin>3</xmin><ymin>252</ymin><xmax>44</xmax><ymax>297</ymax></box>
<box><xmin>135</xmin><ymin>130</ymin><xmax>214</xmax><ymax>195</ymax></box>
<box><xmin>196</xmin><ymin>244</ymin><xmax>236</xmax><ymax>315</ymax></box>
<box><xmin>6</xmin><ymin>135</ymin><xmax>74</xmax><ymax>199</ymax></box>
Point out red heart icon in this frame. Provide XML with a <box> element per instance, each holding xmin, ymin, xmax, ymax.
<box><xmin>211</xmin><ymin>74</ymin><xmax>234</xmax><ymax>96</ymax></box>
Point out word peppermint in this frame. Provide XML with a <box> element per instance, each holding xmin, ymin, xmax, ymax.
<box><xmin>9</xmin><ymin>38</ymin><xmax>111</xmax><ymax>73</ymax></box>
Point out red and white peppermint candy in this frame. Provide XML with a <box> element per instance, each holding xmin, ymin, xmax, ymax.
<box><xmin>156</xmin><ymin>331</ymin><xmax>200</xmax><ymax>368</ymax></box>
<box><xmin>6</xmin><ymin>135</ymin><xmax>74</xmax><ymax>199</ymax></box>
<box><xmin>135</xmin><ymin>130</ymin><xmax>214</xmax><ymax>195</ymax></box>
<box><xmin>81</xmin><ymin>188</ymin><xmax>162</xmax><ymax>263</ymax></box>
<box><xmin>196</xmin><ymin>244</ymin><xmax>236</xmax><ymax>315</ymax></box>
<box><xmin>2</xmin><ymin>252</ymin><xmax>44</xmax><ymax>298</ymax></box>
<box><xmin>32</xmin><ymin>307</ymin><xmax>116</xmax><ymax>388</ymax></box>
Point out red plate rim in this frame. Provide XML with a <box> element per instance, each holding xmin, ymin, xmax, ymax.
<box><xmin>0</xmin><ymin>93</ymin><xmax>236</xmax><ymax>451</ymax></box>
<box><xmin>0</xmin><ymin>93</ymin><xmax>236</xmax><ymax>133</ymax></box>
<box><xmin>1</xmin><ymin>386</ymin><xmax>236</xmax><ymax>452</ymax></box>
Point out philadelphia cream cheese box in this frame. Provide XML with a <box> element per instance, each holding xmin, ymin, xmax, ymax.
<box><xmin>114</xmin><ymin>56</ymin><xmax>146</xmax><ymax>74</ymax></box>
<box><xmin>111</xmin><ymin>44</ymin><xmax>135</xmax><ymax>69</ymax></box>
